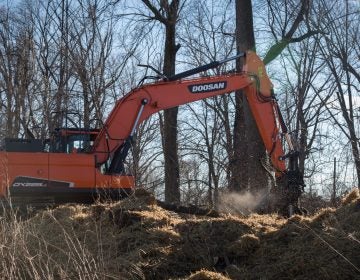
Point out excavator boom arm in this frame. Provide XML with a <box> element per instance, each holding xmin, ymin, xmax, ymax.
<box><xmin>92</xmin><ymin>51</ymin><xmax>288</xmax><ymax>175</ymax></box>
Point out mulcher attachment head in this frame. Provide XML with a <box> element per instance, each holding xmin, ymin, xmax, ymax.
<box><xmin>272</xmin><ymin>151</ymin><xmax>306</xmax><ymax>216</ymax></box>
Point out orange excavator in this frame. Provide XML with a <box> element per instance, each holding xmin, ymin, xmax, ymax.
<box><xmin>0</xmin><ymin>51</ymin><xmax>304</xmax><ymax>213</ymax></box>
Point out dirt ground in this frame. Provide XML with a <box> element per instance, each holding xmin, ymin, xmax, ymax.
<box><xmin>2</xmin><ymin>188</ymin><xmax>360</xmax><ymax>279</ymax></box>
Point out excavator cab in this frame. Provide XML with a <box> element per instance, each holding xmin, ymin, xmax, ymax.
<box><xmin>47</xmin><ymin>128</ymin><xmax>100</xmax><ymax>154</ymax></box>
<box><xmin>1</xmin><ymin>128</ymin><xmax>99</xmax><ymax>154</ymax></box>
<box><xmin>45</xmin><ymin>111</ymin><xmax>101</xmax><ymax>154</ymax></box>
<box><xmin>0</xmin><ymin>109</ymin><xmax>134</xmax><ymax>205</ymax></box>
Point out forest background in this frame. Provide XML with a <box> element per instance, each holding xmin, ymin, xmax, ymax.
<box><xmin>0</xmin><ymin>0</ymin><xmax>359</xmax><ymax>208</ymax></box>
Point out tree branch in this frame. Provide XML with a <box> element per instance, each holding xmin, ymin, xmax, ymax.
<box><xmin>141</xmin><ymin>0</ymin><xmax>167</xmax><ymax>25</ymax></box>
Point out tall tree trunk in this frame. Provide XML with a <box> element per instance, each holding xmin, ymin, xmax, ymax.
<box><xmin>140</xmin><ymin>0</ymin><xmax>181</xmax><ymax>203</ymax></box>
<box><xmin>230</xmin><ymin>0</ymin><xmax>270</xmax><ymax>192</ymax></box>
<box><xmin>163</xmin><ymin>24</ymin><xmax>181</xmax><ymax>203</ymax></box>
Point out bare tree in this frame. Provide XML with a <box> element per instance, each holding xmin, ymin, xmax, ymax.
<box><xmin>315</xmin><ymin>0</ymin><xmax>360</xmax><ymax>188</ymax></box>
<box><xmin>263</xmin><ymin>0</ymin><xmax>321</xmax><ymax>65</ymax></box>
<box><xmin>177</xmin><ymin>0</ymin><xmax>236</xmax><ymax>206</ymax></box>
<box><xmin>180</xmin><ymin>100</ymin><xmax>226</xmax><ymax>208</ymax></box>
<box><xmin>230</xmin><ymin>0</ymin><xmax>260</xmax><ymax>192</ymax></box>
<box><xmin>0</xmin><ymin>4</ymin><xmax>35</xmax><ymax>138</ymax></box>
<box><xmin>280</xmin><ymin>37</ymin><xmax>331</xmax><ymax>178</ymax></box>
<box><xmin>139</xmin><ymin>0</ymin><xmax>184</xmax><ymax>204</ymax></box>
<box><xmin>66</xmin><ymin>0</ymin><xmax>133</xmax><ymax>129</ymax></box>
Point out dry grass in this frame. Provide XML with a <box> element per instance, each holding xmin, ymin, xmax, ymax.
<box><xmin>187</xmin><ymin>270</ymin><xmax>231</xmax><ymax>280</ymax></box>
<box><xmin>0</xmin><ymin>189</ymin><xmax>360</xmax><ymax>279</ymax></box>
<box><xmin>341</xmin><ymin>188</ymin><xmax>360</xmax><ymax>205</ymax></box>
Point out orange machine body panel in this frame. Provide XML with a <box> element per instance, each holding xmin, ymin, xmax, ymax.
<box><xmin>0</xmin><ymin>151</ymin><xmax>134</xmax><ymax>199</ymax></box>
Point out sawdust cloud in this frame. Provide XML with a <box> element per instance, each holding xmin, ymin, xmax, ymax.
<box><xmin>218</xmin><ymin>188</ymin><xmax>269</xmax><ymax>215</ymax></box>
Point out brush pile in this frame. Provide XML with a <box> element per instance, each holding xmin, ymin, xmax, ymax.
<box><xmin>1</xmin><ymin>188</ymin><xmax>360</xmax><ymax>279</ymax></box>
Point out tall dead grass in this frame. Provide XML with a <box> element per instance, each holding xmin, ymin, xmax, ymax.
<box><xmin>0</xmin><ymin>191</ymin><xmax>173</xmax><ymax>280</ymax></box>
<box><xmin>0</xmin><ymin>189</ymin><xmax>359</xmax><ymax>280</ymax></box>
<box><xmin>0</xmin><ymin>204</ymin><xmax>123</xmax><ymax>279</ymax></box>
